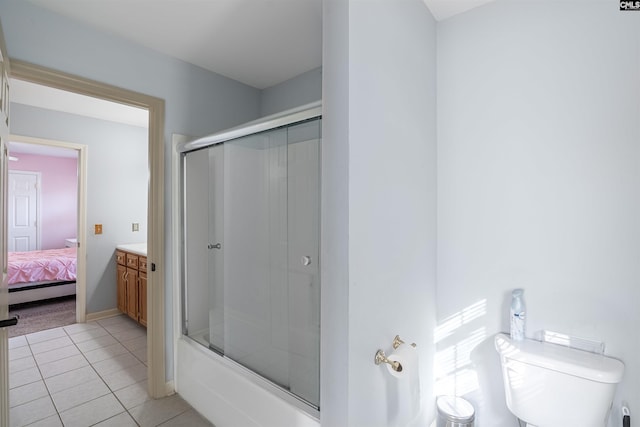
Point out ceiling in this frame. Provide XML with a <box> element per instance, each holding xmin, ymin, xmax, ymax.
<box><xmin>11</xmin><ymin>79</ymin><xmax>148</xmax><ymax>128</ymax></box>
<box><xmin>8</xmin><ymin>141</ymin><xmax>78</xmax><ymax>159</ymax></box>
<box><xmin>25</xmin><ymin>0</ymin><xmax>493</xmax><ymax>90</ymax></box>
<box><xmin>27</xmin><ymin>0</ymin><xmax>323</xmax><ymax>90</ymax></box>
<box><xmin>423</xmin><ymin>0</ymin><xmax>496</xmax><ymax>21</ymax></box>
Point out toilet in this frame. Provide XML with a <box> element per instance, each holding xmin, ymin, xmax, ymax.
<box><xmin>494</xmin><ymin>333</ymin><xmax>624</xmax><ymax>427</ymax></box>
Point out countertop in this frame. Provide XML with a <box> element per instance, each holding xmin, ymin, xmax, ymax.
<box><xmin>116</xmin><ymin>243</ymin><xmax>147</xmax><ymax>256</ymax></box>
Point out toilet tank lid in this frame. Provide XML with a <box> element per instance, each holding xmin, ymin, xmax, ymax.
<box><xmin>495</xmin><ymin>334</ymin><xmax>624</xmax><ymax>384</ymax></box>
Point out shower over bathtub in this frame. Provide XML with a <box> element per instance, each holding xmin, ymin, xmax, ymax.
<box><xmin>176</xmin><ymin>102</ymin><xmax>321</xmax><ymax>427</ymax></box>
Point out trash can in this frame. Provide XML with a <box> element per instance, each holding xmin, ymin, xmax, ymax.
<box><xmin>436</xmin><ymin>396</ymin><xmax>475</xmax><ymax>427</ymax></box>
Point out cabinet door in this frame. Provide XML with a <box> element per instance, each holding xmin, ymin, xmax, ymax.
<box><xmin>117</xmin><ymin>264</ymin><xmax>127</xmax><ymax>313</ymax></box>
<box><xmin>139</xmin><ymin>271</ymin><xmax>147</xmax><ymax>327</ymax></box>
<box><xmin>116</xmin><ymin>250</ymin><xmax>126</xmax><ymax>266</ymax></box>
<box><xmin>126</xmin><ymin>267</ymin><xmax>139</xmax><ymax>321</ymax></box>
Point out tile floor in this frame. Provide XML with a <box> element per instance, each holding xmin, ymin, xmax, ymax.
<box><xmin>8</xmin><ymin>314</ymin><xmax>214</xmax><ymax>427</ymax></box>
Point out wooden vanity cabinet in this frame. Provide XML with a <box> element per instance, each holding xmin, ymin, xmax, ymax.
<box><xmin>138</xmin><ymin>257</ymin><xmax>147</xmax><ymax>327</ymax></box>
<box><xmin>116</xmin><ymin>262</ymin><xmax>126</xmax><ymax>313</ymax></box>
<box><xmin>116</xmin><ymin>249</ymin><xmax>147</xmax><ymax>326</ymax></box>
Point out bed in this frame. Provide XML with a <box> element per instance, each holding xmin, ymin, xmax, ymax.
<box><xmin>7</xmin><ymin>247</ymin><xmax>77</xmax><ymax>305</ymax></box>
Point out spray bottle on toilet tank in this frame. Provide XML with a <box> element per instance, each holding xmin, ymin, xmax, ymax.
<box><xmin>510</xmin><ymin>289</ymin><xmax>526</xmax><ymax>341</ymax></box>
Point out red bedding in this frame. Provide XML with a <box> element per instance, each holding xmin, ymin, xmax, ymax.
<box><xmin>7</xmin><ymin>248</ymin><xmax>77</xmax><ymax>286</ymax></box>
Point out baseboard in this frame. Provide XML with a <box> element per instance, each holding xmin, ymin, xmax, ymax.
<box><xmin>85</xmin><ymin>308</ymin><xmax>121</xmax><ymax>322</ymax></box>
<box><xmin>165</xmin><ymin>381</ymin><xmax>175</xmax><ymax>396</ymax></box>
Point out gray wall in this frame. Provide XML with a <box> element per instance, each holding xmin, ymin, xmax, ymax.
<box><xmin>0</xmin><ymin>0</ymin><xmax>322</xmax><ymax>387</ymax></box>
<box><xmin>322</xmin><ymin>0</ymin><xmax>437</xmax><ymax>425</ymax></box>
<box><xmin>10</xmin><ymin>103</ymin><xmax>148</xmax><ymax>314</ymax></box>
<box><xmin>0</xmin><ymin>0</ymin><xmax>262</xmax><ymax>379</ymax></box>
<box><xmin>260</xmin><ymin>67</ymin><xmax>322</xmax><ymax>116</ymax></box>
<box><xmin>437</xmin><ymin>2</ymin><xmax>640</xmax><ymax>426</ymax></box>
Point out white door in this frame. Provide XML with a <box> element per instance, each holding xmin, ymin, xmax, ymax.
<box><xmin>8</xmin><ymin>171</ymin><xmax>39</xmax><ymax>251</ymax></box>
<box><xmin>0</xmin><ymin>19</ymin><xmax>14</xmax><ymax>427</ymax></box>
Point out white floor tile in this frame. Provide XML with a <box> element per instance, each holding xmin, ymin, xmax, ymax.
<box><xmin>51</xmin><ymin>378</ymin><xmax>111</xmax><ymax>413</ymax></box>
<box><xmin>59</xmin><ymin>394</ymin><xmax>125</xmax><ymax>427</ymax></box>
<box><xmin>102</xmin><ymin>363</ymin><xmax>148</xmax><ymax>391</ymax></box>
<box><xmin>30</xmin><ymin>336</ymin><xmax>74</xmax><ymax>355</ymax></box>
<box><xmin>9</xmin><ymin>355</ymin><xmax>36</xmax><ymax>373</ymax></box>
<box><xmin>24</xmin><ymin>414</ymin><xmax>63</xmax><ymax>427</ymax></box>
<box><xmin>39</xmin><ymin>354</ymin><xmax>89</xmax><ymax>379</ymax></box>
<box><xmin>121</xmin><ymin>335</ymin><xmax>147</xmax><ymax>351</ymax></box>
<box><xmin>133</xmin><ymin>347</ymin><xmax>148</xmax><ymax>364</ymax></box>
<box><xmin>83</xmin><ymin>342</ymin><xmax>129</xmax><ymax>364</ymax></box>
<box><xmin>33</xmin><ymin>345</ymin><xmax>81</xmax><ymax>366</ymax></box>
<box><xmin>9</xmin><ymin>346</ymin><xmax>32</xmax><ymax>361</ymax></box>
<box><xmin>3</xmin><ymin>321</ymin><xmax>203</xmax><ymax>427</ymax></box>
<box><xmin>75</xmin><ymin>334</ymin><xmax>119</xmax><ymax>353</ymax></box>
<box><xmin>25</xmin><ymin>328</ymin><xmax>67</xmax><ymax>345</ymax></box>
<box><xmin>129</xmin><ymin>394</ymin><xmax>191</xmax><ymax>427</ymax></box>
<box><xmin>9</xmin><ymin>366</ymin><xmax>42</xmax><ymax>389</ymax></box>
<box><xmin>68</xmin><ymin>327</ymin><xmax>109</xmax><ymax>344</ymax></box>
<box><xmin>9</xmin><ymin>395</ymin><xmax>56</xmax><ymax>427</ymax></box>
<box><xmin>93</xmin><ymin>411</ymin><xmax>138</xmax><ymax>427</ymax></box>
<box><xmin>9</xmin><ymin>335</ymin><xmax>28</xmax><ymax>349</ymax></box>
<box><xmin>110</xmin><ymin>327</ymin><xmax>146</xmax><ymax>342</ymax></box>
<box><xmin>44</xmin><ymin>365</ymin><xmax>101</xmax><ymax>394</ymax></box>
<box><xmin>157</xmin><ymin>409</ymin><xmax>214</xmax><ymax>426</ymax></box>
<box><xmin>113</xmin><ymin>379</ymin><xmax>150</xmax><ymax>409</ymax></box>
<box><xmin>63</xmin><ymin>322</ymin><xmax>102</xmax><ymax>335</ymax></box>
<box><xmin>96</xmin><ymin>315</ymin><xmax>133</xmax><ymax>328</ymax></box>
<box><xmin>10</xmin><ymin>380</ymin><xmax>49</xmax><ymax>408</ymax></box>
<box><xmin>92</xmin><ymin>352</ymin><xmax>142</xmax><ymax>377</ymax></box>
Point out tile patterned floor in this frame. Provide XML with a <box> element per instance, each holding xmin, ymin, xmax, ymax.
<box><xmin>8</xmin><ymin>314</ymin><xmax>214</xmax><ymax>427</ymax></box>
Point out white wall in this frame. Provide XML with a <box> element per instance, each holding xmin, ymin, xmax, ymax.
<box><xmin>322</xmin><ymin>0</ymin><xmax>438</xmax><ymax>425</ymax></box>
<box><xmin>437</xmin><ymin>2</ymin><xmax>640</xmax><ymax>425</ymax></box>
<box><xmin>10</xmin><ymin>103</ymin><xmax>148</xmax><ymax>314</ymax></box>
<box><xmin>320</xmin><ymin>0</ymin><xmax>350</xmax><ymax>423</ymax></box>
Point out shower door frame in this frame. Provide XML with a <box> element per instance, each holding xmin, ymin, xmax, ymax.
<box><xmin>175</xmin><ymin>101</ymin><xmax>322</xmax><ymax>418</ymax></box>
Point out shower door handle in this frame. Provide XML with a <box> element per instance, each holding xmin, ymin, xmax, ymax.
<box><xmin>208</xmin><ymin>243</ymin><xmax>222</xmax><ymax>250</ymax></box>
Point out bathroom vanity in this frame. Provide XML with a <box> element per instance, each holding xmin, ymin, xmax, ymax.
<box><xmin>116</xmin><ymin>243</ymin><xmax>147</xmax><ymax>326</ymax></box>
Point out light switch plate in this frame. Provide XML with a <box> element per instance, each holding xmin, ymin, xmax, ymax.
<box><xmin>95</xmin><ymin>224</ymin><xmax>103</xmax><ymax>235</ymax></box>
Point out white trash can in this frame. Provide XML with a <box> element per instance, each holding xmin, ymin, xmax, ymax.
<box><xmin>436</xmin><ymin>396</ymin><xmax>475</xmax><ymax>427</ymax></box>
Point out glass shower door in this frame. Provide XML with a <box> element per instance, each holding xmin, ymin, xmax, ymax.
<box><xmin>284</xmin><ymin>119</ymin><xmax>321</xmax><ymax>406</ymax></box>
<box><xmin>222</xmin><ymin>127</ymin><xmax>289</xmax><ymax>388</ymax></box>
<box><xmin>182</xmin><ymin>117</ymin><xmax>321</xmax><ymax>409</ymax></box>
<box><xmin>183</xmin><ymin>145</ymin><xmax>224</xmax><ymax>352</ymax></box>
<box><xmin>223</xmin><ymin>119</ymin><xmax>321</xmax><ymax>408</ymax></box>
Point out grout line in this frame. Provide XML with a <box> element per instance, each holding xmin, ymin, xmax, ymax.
<box><xmin>11</xmin><ymin>315</ymin><xmax>149</xmax><ymax>426</ymax></box>
<box><xmin>68</xmin><ymin>317</ymin><xmax>146</xmax><ymax>426</ymax></box>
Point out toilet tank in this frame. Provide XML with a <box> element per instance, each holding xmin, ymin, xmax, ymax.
<box><xmin>494</xmin><ymin>333</ymin><xmax>624</xmax><ymax>427</ymax></box>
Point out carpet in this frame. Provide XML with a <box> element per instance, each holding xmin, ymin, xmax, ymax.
<box><xmin>8</xmin><ymin>296</ymin><xmax>76</xmax><ymax>338</ymax></box>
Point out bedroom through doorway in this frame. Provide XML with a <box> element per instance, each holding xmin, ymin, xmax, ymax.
<box><xmin>6</xmin><ymin>137</ymin><xmax>85</xmax><ymax>337</ymax></box>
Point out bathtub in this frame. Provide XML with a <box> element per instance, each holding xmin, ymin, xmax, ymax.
<box><xmin>176</xmin><ymin>337</ymin><xmax>320</xmax><ymax>427</ymax></box>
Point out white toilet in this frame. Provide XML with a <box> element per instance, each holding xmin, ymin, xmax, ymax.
<box><xmin>494</xmin><ymin>333</ymin><xmax>624</xmax><ymax>427</ymax></box>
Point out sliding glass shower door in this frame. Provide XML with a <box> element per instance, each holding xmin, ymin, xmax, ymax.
<box><xmin>182</xmin><ymin>117</ymin><xmax>321</xmax><ymax>409</ymax></box>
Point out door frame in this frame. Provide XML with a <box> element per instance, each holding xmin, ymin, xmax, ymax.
<box><xmin>7</xmin><ymin>169</ymin><xmax>42</xmax><ymax>251</ymax></box>
<box><xmin>9</xmin><ymin>60</ymin><xmax>167</xmax><ymax>399</ymax></box>
<box><xmin>8</xmin><ymin>135</ymin><xmax>87</xmax><ymax>322</ymax></box>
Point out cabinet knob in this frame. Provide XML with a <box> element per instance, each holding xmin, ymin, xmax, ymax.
<box><xmin>208</xmin><ymin>243</ymin><xmax>222</xmax><ymax>250</ymax></box>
